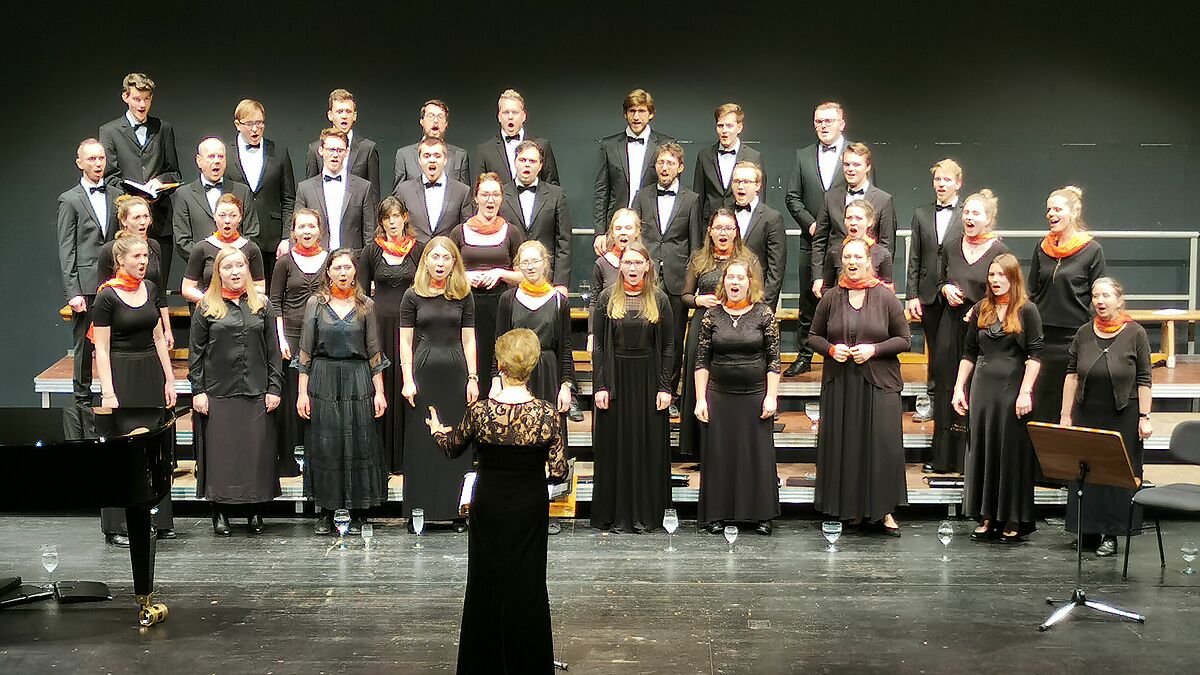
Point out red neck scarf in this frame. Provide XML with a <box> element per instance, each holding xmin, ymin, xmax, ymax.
<box><xmin>330</xmin><ymin>284</ymin><xmax>355</xmax><ymax>300</ymax></box>
<box><xmin>965</xmin><ymin>231</ymin><xmax>996</xmax><ymax>246</ymax></box>
<box><xmin>293</xmin><ymin>241</ymin><xmax>324</xmax><ymax>257</ymax></box>
<box><xmin>838</xmin><ymin>275</ymin><xmax>881</xmax><ymax>290</ymax></box>
<box><xmin>214</xmin><ymin>229</ymin><xmax>241</xmax><ymax>244</ymax></box>
<box><xmin>429</xmin><ymin>277</ymin><xmax>447</xmax><ymax>291</ymax></box>
<box><xmin>724</xmin><ymin>298</ymin><xmax>751</xmax><ymax>311</ymax></box>
<box><xmin>843</xmin><ymin>234</ymin><xmax>876</xmax><ymax>247</ymax></box>
<box><xmin>609</xmin><ymin>243</ymin><xmax>626</xmax><ymax>257</ymax></box>
<box><xmin>221</xmin><ymin>287</ymin><xmax>245</xmax><ymax>301</ymax></box>
<box><xmin>622</xmin><ymin>277</ymin><xmax>645</xmax><ymax>294</ymax></box>
<box><xmin>376</xmin><ymin>235</ymin><xmax>416</xmax><ymax>258</ymax></box>
<box><xmin>465</xmin><ymin>214</ymin><xmax>505</xmax><ymax>236</ymax></box>
<box><xmin>1041</xmin><ymin>231</ymin><xmax>1093</xmax><ymax>259</ymax></box>
<box><xmin>713</xmin><ymin>242</ymin><xmax>734</xmax><ymax>257</ymax></box>
<box><xmin>519</xmin><ymin>280</ymin><xmax>553</xmax><ymax>297</ymax></box>
<box><xmin>98</xmin><ymin>269</ymin><xmax>142</xmax><ymax>293</ymax></box>
<box><xmin>1095</xmin><ymin>313</ymin><xmax>1134</xmax><ymax>334</ymax></box>
<box><xmin>994</xmin><ymin>293</ymin><xmax>1011</xmax><ymax>305</ymax></box>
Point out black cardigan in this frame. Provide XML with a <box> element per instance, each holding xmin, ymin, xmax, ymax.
<box><xmin>492</xmin><ymin>288</ymin><xmax>576</xmax><ymax>389</ymax></box>
<box><xmin>591</xmin><ymin>287</ymin><xmax>675</xmax><ymax>398</ymax></box>
<box><xmin>807</xmin><ymin>285</ymin><xmax>911</xmax><ymax>393</ymax></box>
<box><xmin>1067</xmin><ymin>322</ymin><xmax>1152</xmax><ymax>411</ymax></box>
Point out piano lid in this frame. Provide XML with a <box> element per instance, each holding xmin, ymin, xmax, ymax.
<box><xmin>0</xmin><ymin>407</ymin><xmax>175</xmax><ymax>447</ymax></box>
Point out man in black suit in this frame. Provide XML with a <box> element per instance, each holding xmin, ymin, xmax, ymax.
<box><xmin>731</xmin><ymin>161</ymin><xmax>786</xmax><ymax>308</ymax></box>
<box><xmin>173</xmin><ymin>138</ymin><xmax>258</xmax><ymax>260</ymax></box>
<box><xmin>810</xmin><ymin>142</ymin><xmax>896</xmax><ymax>298</ymax></box>
<box><xmin>304</xmin><ymin>89</ymin><xmax>381</xmax><ymax>198</ymax></box>
<box><xmin>292</xmin><ymin>128</ymin><xmax>377</xmax><ymax>251</ymax></box>
<box><xmin>694</xmin><ymin>103</ymin><xmax>764</xmax><ymax>224</ymax></box>
<box><xmin>499</xmin><ymin>140</ymin><xmax>573</xmax><ymax>293</ymax></box>
<box><xmin>394</xmin><ymin>99</ymin><xmax>471</xmax><ymax>189</ymax></box>
<box><xmin>224</xmin><ymin>99</ymin><xmax>295</xmax><ymax>281</ymax></box>
<box><xmin>57</xmin><ymin>138</ymin><xmax>124</xmax><ymax>420</ymax></box>
<box><xmin>393</xmin><ymin>136</ymin><xmax>473</xmax><ymax>245</ymax></box>
<box><xmin>475</xmin><ymin>89</ymin><xmax>559</xmax><ymax>186</ymax></box>
<box><xmin>633</xmin><ymin>142</ymin><xmax>701</xmax><ymax>408</ymax></box>
<box><xmin>784</xmin><ymin>101</ymin><xmax>851</xmax><ymax>375</ymax></box>
<box><xmin>907</xmin><ymin>159</ymin><xmax>964</xmax><ymax>423</ymax></box>
<box><xmin>593</xmin><ymin>88</ymin><xmax>674</xmax><ymax>232</ymax></box>
<box><xmin>99</xmin><ymin>72</ymin><xmax>181</xmax><ymax>281</ymax></box>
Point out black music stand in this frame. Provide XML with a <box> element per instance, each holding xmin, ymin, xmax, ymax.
<box><xmin>1027</xmin><ymin>422</ymin><xmax>1145</xmax><ymax>631</ymax></box>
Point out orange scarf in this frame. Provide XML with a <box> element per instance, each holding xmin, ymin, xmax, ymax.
<box><xmin>293</xmin><ymin>242</ymin><xmax>324</xmax><ymax>257</ymax></box>
<box><xmin>376</xmin><ymin>236</ymin><xmax>416</xmax><ymax>258</ymax></box>
<box><xmin>724</xmin><ymin>298</ymin><xmax>751</xmax><ymax>310</ymax></box>
<box><xmin>429</xmin><ymin>277</ymin><xmax>447</xmax><ymax>291</ymax></box>
<box><xmin>843</xmin><ymin>234</ymin><xmax>876</xmax><ymax>247</ymax></box>
<box><xmin>98</xmin><ymin>269</ymin><xmax>143</xmax><ymax>293</ymax></box>
<box><xmin>214</xmin><ymin>229</ymin><xmax>241</xmax><ymax>244</ymax></box>
<box><xmin>221</xmin><ymin>287</ymin><xmax>245</xmax><ymax>301</ymax></box>
<box><xmin>1040</xmin><ymin>231</ymin><xmax>1093</xmax><ymax>259</ymax></box>
<box><xmin>965</xmin><ymin>231</ymin><xmax>996</xmax><ymax>246</ymax></box>
<box><xmin>994</xmin><ymin>293</ymin><xmax>1011</xmax><ymax>305</ymax></box>
<box><xmin>838</xmin><ymin>275</ymin><xmax>881</xmax><ymax>290</ymax></box>
<box><xmin>520</xmin><ymin>280</ymin><xmax>553</xmax><ymax>297</ymax></box>
<box><xmin>465</xmin><ymin>214</ymin><xmax>505</xmax><ymax>236</ymax></box>
<box><xmin>623</xmin><ymin>278</ymin><xmax>645</xmax><ymax>294</ymax></box>
<box><xmin>330</xmin><ymin>284</ymin><xmax>355</xmax><ymax>300</ymax></box>
<box><xmin>713</xmin><ymin>242</ymin><xmax>734</xmax><ymax>257</ymax></box>
<box><xmin>1095</xmin><ymin>313</ymin><xmax>1133</xmax><ymax>334</ymax></box>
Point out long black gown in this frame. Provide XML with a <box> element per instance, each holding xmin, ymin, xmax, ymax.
<box><xmin>400</xmin><ymin>289</ymin><xmax>477</xmax><ymax>520</ymax></box>
<box><xmin>434</xmin><ymin>399</ymin><xmax>568</xmax><ymax>675</ymax></box>
<box><xmin>962</xmin><ymin>302</ymin><xmax>1044</xmax><ymax>532</ymax></box>
<box><xmin>679</xmin><ymin>263</ymin><xmax>724</xmax><ymax>457</ymax></box>
<box><xmin>493</xmin><ymin>289</ymin><xmax>575</xmax><ymax>408</ymax></box>
<box><xmin>695</xmin><ymin>302</ymin><xmax>782</xmax><ymax>525</ymax></box>
<box><xmin>359</xmin><ymin>240</ymin><xmax>425</xmax><ymax>473</ymax></box>
<box><xmin>269</xmin><ymin>252</ymin><xmax>325</xmax><ymax>477</ymax></box>
<box><xmin>590</xmin><ymin>288</ymin><xmax>674</xmax><ymax>532</ymax></box>
<box><xmin>929</xmin><ymin>237</ymin><xmax>1010</xmax><ymax>473</ymax></box>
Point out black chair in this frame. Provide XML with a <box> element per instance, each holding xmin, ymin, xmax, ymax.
<box><xmin>1122</xmin><ymin>419</ymin><xmax>1200</xmax><ymax>580</ymax></box>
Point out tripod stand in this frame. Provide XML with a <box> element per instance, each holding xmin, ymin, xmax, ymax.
<box><xmin>1027</xmin><ymin>422</ymin><xmax>1145</xmax><ymax>631</ymax></box>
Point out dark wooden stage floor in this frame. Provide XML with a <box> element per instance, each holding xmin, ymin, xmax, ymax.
<box><xmin>2</xmin><ymin>515</ymin><xmax>1198</xmax><ymax>673</ymax></box>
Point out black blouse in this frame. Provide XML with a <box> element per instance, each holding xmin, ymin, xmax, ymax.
<box><xmin>295</xmin><ymin>296</ymin><xmax>390</xmax><ymax>375</ymax></box>
<box><xmin>695</xmin><ymin>303</ymin><xmax>782</xmax><ymax>395</ymax></box>
<box><xmin>357</xmin><ymin>241</ymin><xmax>425</xmax><ymax>303</ymax></box>
<box><xmin>99</xmin><ymin>238</ymin><xmax>167</xmax><ymax>308</ymax></box>
<box><xmin>962</xmin><ymin>301</ymin><xmax>1045</xmax><ymax>364</ymax></box>
<box><xmin>807</xmin><ymin>285</ymin><xmax>912</xmax><ymax>393</ymax></box>
<box><xmin>269</xmin><ymin>252</ymin><xmax>325</xmax><ymax>342</ymax></box>
<box><xmin>493</xmin><ymin>289</ymin><xmax>575</xmax><ymax>388</ymax></box>
<box><xmin>184</xmin><ymin>238</ymin><xmax>266</xmax><ymax>289</ymax></box>
<box><xmin>938</xmin><ymin>236</ymin><xmax>1011</xmax><ymax>305</ymax></box>
<box><xmin>448</xmin><ymin>223</ymin><xmax>523</xmax><ymax>295</ymax></box>
<box><xmin>1067</xmin><ymin>322</ymin><xmax>1152</xmax><ymax>410</ymax></box>
<box><xmin>189</xmin><ymin>298</ymin><xmax>283</xmax><ymax>398</ymax></box>
<box><xmin>1028</xmin><ymin>239</ymin><xmax>1106</xmax><ymax>328</ymax></box>
<box><xmin>92</xmin><ymin>282</ymin><xmax>162</xmax><ymax>351</ymax></box>
<box><xmin>399</xmin><ymin>290</ymin><xmax>477</xmax><ymax>345</ymax></box>
<box><xmin>822</xmin><ymin>240</ymin><xmax>894</xmax><ymax>289</ymax></box>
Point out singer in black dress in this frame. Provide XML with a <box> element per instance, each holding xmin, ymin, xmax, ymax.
<box><xmin>587</xmin><ymin>208</ymin><xmax>641</xmax><ymax>348</ymax></box>
<box><xmin>590</xmin><ymin>242</ymin><xmax>675</xmax><ymax>533</ymax></box>
<box><xmin>430</xmin><ymin>329</ymin><xmax>568</xmax><ymax>675</ymax></box>
<box><xmin>359</xmin><ymin>197</ymin><xmax>425</xmax><ymax>473</ymax></box>
<box><xmin>180</xmin><ymin>194</ymin><xmax>265</xmax><ymax>303</ymax></box>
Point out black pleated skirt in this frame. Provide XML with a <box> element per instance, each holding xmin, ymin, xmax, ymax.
<box><xmin>697</xmin><ymin>388</ymin><xmax>780</xmax><ymax>524</ymax></box>
<box><xmin>303</xmin><ymin>357</ymin><xmax>387</xmax><ymax>511</ymax></box>
<box><xmin>195</xmin><ymin>395</ymin><xmax>281</xmax><ymax>504</ymax></box>
<box><xmin>378</xmin><ymin>312</ymin><xmax>405</xmax><ymax>474</ymax></box>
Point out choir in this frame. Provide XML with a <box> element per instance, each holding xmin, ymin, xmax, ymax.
<box><xmin>57</xmin><ymin>74</ymin><xmax>1153</xmax><ymax>556</ymax></box>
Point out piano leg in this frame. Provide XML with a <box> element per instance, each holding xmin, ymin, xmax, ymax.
<box><xmin>125</xmin><ymin>505</ymin><xmax>167</xmax><ymax>627</ymax></box>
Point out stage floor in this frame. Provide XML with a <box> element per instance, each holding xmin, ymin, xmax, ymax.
<box><xmin>1</xmin><ymin>515</ymin><xmax>1198</xmax><ymax>673</ymax></box>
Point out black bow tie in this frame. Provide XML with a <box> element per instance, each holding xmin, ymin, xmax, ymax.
<box><xmin>424</xmin><ymin>181</ymin><xmax>442</xmax><ymax>189</ymax></box>
<box><xmin>88</xmin><ymin>185</ymin><xmax>106</xmax><ymax>194</ymax></box>
<box><xmin>657</xmin><ymin>189</ymin><xmax>676</xmax><ymax>197</ymax></box>
<box><xmin>204</xmin><ymin>181</ymin><xmax>223</xmax><ymax>191</ymax></box>
<box><xmin>626</xmin><ymin>136</ymin><xmax>645</xmax><ymax>144</ymax></box>
<box><xmin>244</xmin><ymin>143</ymin><xmax>261</xmax><ymax>151</ymax></box>
<box><xmin>131</xmin><ymin>122</ymin><xmax>146</xmax><ymax>131</ymax></box>
<box><xmin>718</xmin><ymin>148</ymin><xmax>737</xmax><ymax>156</ymax></box>
<box><xmin>504</xmin><ymin>134</ymin><xmax>521</xmax><ymax>143</ymax></box>
<box><xmin>517</xmin><ymin>184</ymin><xmax>537</xmax><ymax>193</ymax></box>
<box><xmin>734</xmin><ymin>203</ymin><xmax>752</xmax><ymax>212</ymax></box>
<box><xmin>820</xmin><ymin>144</ymin><xmax>838</xmax><ymax>153</ymax></box>
<box><xmin>323</xmin><ymin>174</ymin><xmax>342</xmax><ymax>182</ymax></box>
<box><xmin>935</xmin><ymin>203</ymin><xmax>954</xmax><ymax>212</ymax></box>
<box><xmin>848</xmin><ymin>189</ymin><xmax>865</xmax><ymax>196</ymax></box>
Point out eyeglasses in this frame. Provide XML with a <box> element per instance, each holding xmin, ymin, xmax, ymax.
<box><xmin>423</xmin><ymin>112</ymin><xmax>447</xmax><ymax>121</ymax></box>
<box><xmin>478</xmin><ymin>192</ymin><xmax>503</xmax><ymax>200</ymax></box>
<box><xmin>731</xmin><ymin>178</ymin><xmax>758</xmax><ymax>186</ymax></box>
<box><xmin>814</xmin><ymin>118</ymin><xmax>839</xmax><ymax>126</ymax></box>
<box><xmin>322</xmin><ymin>146</ymin><xmax>348</xmax><ymax>155</ymax></box>
<box><xmin>518</xmin><ymin>259</ymin><xmax>545</xmax><ymax>268</ymax></box>
<box><xmin>237</xmin><ymin>120</ymin><xmax>265</xmax><ymax>128</ymax></box>
<box><xmin>712</xmin><ymin>225</ymin><xmax>737</xmax><ymax>232</ymax></box>
<box><xmin>620</xmin><ymin>260</ymin><xmax>648</xmax><ymax>268</ymax></box>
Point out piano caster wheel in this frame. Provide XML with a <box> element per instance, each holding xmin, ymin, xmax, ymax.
<box><xmin>137</xmin><ymin>595</ymin><xmax>169</xmax><ymax>627</ymax></box>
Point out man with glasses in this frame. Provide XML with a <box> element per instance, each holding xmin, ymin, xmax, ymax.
<box><xmin>304</xmin><ymin>89</ymin><xmax>381</xmax><ymax>198</ymax></box>
<box><xmin>784</xmin><ymin>101</ymin><xmax>852</xmax><ymax>376</ymax></box>
<box><xmin>292</xmin><ymin>128</ymin><xmax>377</xmax><ymax>251</ymax></box>
<box><xmin>394</xmin><ymin>136</ymin><xmax>473</xmax><ymax>245</ymax></box>
<box><xmin>730</xmin><ymin>161</ymin><xmax>786</xmax><ymax>308</ymax></box>
<box><xmin>224</xmin><ymin>99</ymin><xmax>295</xmax><ymax>278</ymax></box>
<box><xmin>393</xmin><ymin>99</ymin><xmax>471</xmax><ymax>189</ymax></box>
<box><xmin>593</xmin><ymin>89</ymin><xmax>674</xmax><ymax>233</ymax></box>
<box><xmin>694</xmin><ymin>103</ymin><xmax>764</xmax><ymax>224</ymax></box>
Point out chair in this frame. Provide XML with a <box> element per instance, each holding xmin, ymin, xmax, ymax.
<box><xmin>1122</xmin><ymin>419</ymin><xmax>1200</xmax><ymax>579</ymax></box>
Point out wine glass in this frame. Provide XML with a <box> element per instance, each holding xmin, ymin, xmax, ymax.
<box><xmin>40</xmin><ymin>545</ymin><xmax>59</xmax><ymax>590</ymax></box>
<box><xmin>663</xmin><ymin>509</ymin><xmax>679</xmax><ymax>552</ymax></box>
<box><xmin>915</xmin><ymin>395</ymin><xmax>933</xmax><ymax>422</ymax></box>
<box><xmin>937</xmin><ymin>520</ymin><xmax>954</xmax><ymax>562</ymax></box>
<box><xmin>1182</xmin><ymin>541</ymin><xmax>1198</xmax><ymax>575</ymax></box>
<box><xmin>724</xmin><ymin>525</ymin><xmax>738</xmax><ymax>553</ymax></box>
<box><xmin>804</xmin><ymin>402</ymin><xmax>820</xmax><ymax>431</ymax></box>
<box><xmin>821</xmin><ymin>521</ymin><xmax>842</xmax><ymax>552</ymax></box>
<box><xmin>361</xmin><ymin>523</ymin><xmax>374</xmax><ymax>550</ymax></box>
<box><xmin>333</xmin><ymin>509</ymin><xmax>351</xmax><ymax>548</ymax></box>
<box><xmin>411</xmin><ymin>507</ymin><xmax>425</xmax><ymax>549</ymax></box>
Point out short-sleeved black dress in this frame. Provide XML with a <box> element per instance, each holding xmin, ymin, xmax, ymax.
<box><xmin>269</xmin><ymin>251</ymin><xmax>326</xmax><ymax>477</ymax></box>
<box><xmin>184</xmin><ymin>236</ymin><xmax>266</xmax><ymax>290</ymax></box>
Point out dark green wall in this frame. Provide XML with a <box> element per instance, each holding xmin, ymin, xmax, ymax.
<box><xmin>6</xmin><ymin>1</ymin><xmax>1199</xmax><ymax>404</ymax></box>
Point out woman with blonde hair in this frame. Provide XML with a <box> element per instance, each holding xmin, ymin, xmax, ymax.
<box><xmin>399</xmin><ymin>236</ymin><xmax>478</xmax><ymax>532</ymax></box>
<box><xmin>295</xmin><ymin>248</ymin><xmax>390</xmax><ymax>535</ymax></box>
<box><xmin>952</xmin><ymin>253</ymin><xmax>1044</xmax><ymax>543</ymax></box>
<box><xmin>190</xmin><ymin>246</ymin><xmax>283</xmax><ymax>536</ymax></box>
<box><xmin>590</xmin><ymin>241</ymin><xmax>675</xmax><ymax>533</ymax></box>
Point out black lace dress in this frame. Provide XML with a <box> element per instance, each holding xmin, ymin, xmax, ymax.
<box><xmin>434</xmin><ymin>399</ymin><xmax>567</xmax><ymax>675</ymax></box>
<box><xmin>679</xmin><ymin>263</ymin><xmax>724</xmax><ymax>457</ymax></box>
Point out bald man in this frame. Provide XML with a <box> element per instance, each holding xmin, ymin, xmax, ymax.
<box><xmin>173</xmin><ymin>137</ymin><xmax>258</xmax><ymax>260</ymax></box>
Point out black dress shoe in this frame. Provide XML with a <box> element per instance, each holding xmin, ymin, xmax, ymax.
<box><xmin>705</xmin><ymin>521</ymin><xmax>725</xmax><ymax>535</ymax></box>
<box><xmin>453</xmin><ymin>520</ymin><xmax>468</xmax><ymax>533</ymax></box>
<box><xmin>156</xmin><ymin>528</ymin><xmax>177</xmax><ymax>540</ymax></box>
<box><xmin>248</xmin><ymin>514</ymin><xmax>265</xmax><ymax>534</ymax></box>
<box><xmin>567</xmin><ymin>398</ymin><xmax>585</xmax><ymax>422</ymax></box>
<box><xmin>756</xmin><ymin>521</ymin><xmax>773</xmax><ymax>536</ymax></box>
<box><xmin>970</xmin><ymin>527</ymin><xmax>995</xmax><ymax>542</ymax></box>
<box><xmin>881</xmin><ymin>522</ymin><xmax>901</xmax><ymax>538</ymax></box>
<box><xmin>314</xmin><ymin>512</ymin><xmax>332</xmax><ymax>535</ymax></box>
<box><xmin>105</xmin><ymin>533</ymin><xmax>131</xmax><ymax>548</ymax></box>
<box><xmin>783</xmin><ymin>358</ymin><xmax>811</xmax><ymax>377</ymax></box>
<box><xmin>547</xmin><ymin>519</ymin><xmax>562</xmax><ymax>535</ymax></box>
<box><xmin>212</xmin><ymin>511</ymin><xmax>231</xmax><ymax>537</ymax></box>
<box><xmin>922</xmin><ymin>463</ymin><xmax>936</xmax><ymax>474</ymax></box>
<box><xmin>1096</xmin><ymin>536</ymin><xmax>1118</xmax><ymax>557</ymax></box>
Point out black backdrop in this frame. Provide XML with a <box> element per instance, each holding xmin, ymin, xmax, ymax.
<box><xmin>5</xmin><ymin>1</ymin><xmax>1198</xmax><ymax>404</ymax></box>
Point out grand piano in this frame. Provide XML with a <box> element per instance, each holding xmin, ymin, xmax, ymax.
<box><xmin>0</xmin><ymin>406</ymin><xmax>175</xmax><ymax>626</ymax></box>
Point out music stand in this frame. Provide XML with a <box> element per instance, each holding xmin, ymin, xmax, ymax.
<box><xmin>1027</xmin><ymin>422</ymin><xmax>1145</xmax><ymax>631</ymax></box>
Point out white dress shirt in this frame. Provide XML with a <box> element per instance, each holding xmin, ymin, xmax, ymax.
<box><xmin>818</xmin><ymin>136</ymin><xmax>845</xmax><ymax>191</ymax></box>
<box><xmin>423</xmin><ymin>172</ymin><xmax>447</xmax><ymax>233</ymax></box>
<box><xmin>717</xmin><ymin>140</ymin><xmax>740</xmax><ymax>189</ymax></box>
<box><xmin>517</xmin><ymin>178</ymin><xmax>538</xmax><ymax>227</ymax></box>
<box><xmin>81</xmin><ymin>177</ymin><xmax>108</xmax><ymax>236</ymax></box>
<box><xmin>625</xmin><ymin>126</ymin><xmax>651</xmax><ymax>207</ymax></box>
<box><xmin>238</xmin><ymin>133</ymin><xmax>264</xmax><ymax>192</ymax></box>
<box><xmin>503</xmin><ymin>128</ymin><xmax>525</xmax><ymax>179</ymax></box>
<box><xmin>845</xmin><ymin>180</ymin><xmax>870</xmax><ymax>206</ymax></box>
<box><xmin>323</xmin><ymin>169</ymin><xmax>347</xmax><ymax>250</ymax></box>
<box><xmin>126</xmin><ymin>111</ymin><xmax>148</xmax><ymax>147</ymax></box>
<box><xmin>202</xmin><ymin>178</ymin><xmax>223</xmax><ymax>213</ymax></box>
<box><xmin>735</xmin><ymin>197</ymin><xmax>759</xmax><ymax>237</ymax></box>
<box><xmin>935</xmin><ymin>197</ymin><xmax>958</xmax><ymax>245</ymax></box>
<box><xmin>656</xmin><ymin>179</ymin><xmax>679</xmax><ymax>234</ymax></box>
